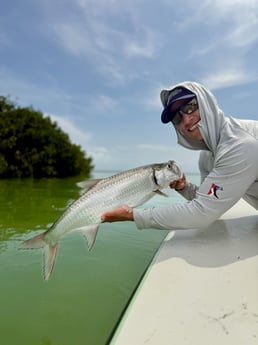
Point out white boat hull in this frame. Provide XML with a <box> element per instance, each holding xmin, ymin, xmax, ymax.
<box><xmin>111</xmin><ymin>199</ymin><xmax>258</xmax><ymax>345</ymax></box>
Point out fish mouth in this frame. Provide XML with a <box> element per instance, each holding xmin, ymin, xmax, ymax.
<box><xmin>172</xmin><ymin>162</ymin><xmax>183</xmax><ymax>179</ymax></box>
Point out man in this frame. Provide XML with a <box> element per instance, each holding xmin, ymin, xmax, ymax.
<box><xmin>101</xmin><ymin>81</ymin><xmax>258</xmax><ymax>230</ymax></box>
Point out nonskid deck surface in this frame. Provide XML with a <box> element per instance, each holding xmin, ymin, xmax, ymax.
<box><xmin>110</xmin><ymin>199</ymin><xmax>258</xmax><ymax>345</ymax></box>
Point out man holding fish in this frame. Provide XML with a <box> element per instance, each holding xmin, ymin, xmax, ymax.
<box><xmin>21</xmin><ymin>81</ymin><xmax>258</xmax><ymax>280</ymax></box>
<box><xmin>101</xmin><ymin>81</ymin><xmax>258</xmax><ymax>229</ymax></box>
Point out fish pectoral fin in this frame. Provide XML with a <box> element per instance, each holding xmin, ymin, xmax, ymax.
<box><xmin>77</xmin><ymin>225</ymin><xmax>100</xmax><ymax>251</ymax></box>
<box><xmin>154</xmin><ymin>190</ymin><xmax>169</xmax><ymax>197</ymax></box>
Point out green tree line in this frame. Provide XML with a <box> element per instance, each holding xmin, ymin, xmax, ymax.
<box><xmin>0</xmin><ymin>96</ymin><xmax>94</xmax><ymax>178</ymax></box>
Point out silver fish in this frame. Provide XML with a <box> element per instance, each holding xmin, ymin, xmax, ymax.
<box><xmin>20</xmin><ymin>160</ymin><xmax>182</xmax><ymax>280</ymax></box>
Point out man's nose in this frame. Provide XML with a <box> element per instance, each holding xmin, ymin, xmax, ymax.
<box><xmin>179</xmin><ymin>113</ymin><xmax>192</xmax><ymax>125</ymax></box>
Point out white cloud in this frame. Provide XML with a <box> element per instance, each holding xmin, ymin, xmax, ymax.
<box><xmin>180</xmin><ymin>0</ymin><xmax>258</xmax><ymax>90</ymax></box>
<box><xmin>2</xmin><ymin>0</ymin><xmax>257</xmax><ymax>174</ymax></box>
<box><xmin>53</xmin><ymin>17</ymin><xmax>158</xmax><ymax>59</ymax></box>
<box><xmin>46</xmin><ymin>0</ymin><xmax>159</xmax><ymax>86</ymax></box>
<box><xmin>225</xmin><ymin>18</ymin><xmax>258</xmax><ymax>48</ymax></box>
<box><xmin>201</xmin><ymin>66</ymin><xmax>258</xmax><ymax>90</ymax></box>
<box><xmin>208</xmin><ymin>0</ymin><xmax>258</xmax><ymax>14</ymax></box>
<box><xmin>209</xmin><ymin>0</ymin><xmax>258</xmax><ymax>49</ymax></box>
<box><xmin>48</xmin><ymin>114</ymin><xmax>92</xmax><ymax>146</ymax></box>
<box><xmin>92</xmin><ymin>94</ymin><xmax>119</xmax><ymax>114</ymax></box>
<box><xmin>52</xmin><ymin>22</ymin><xmax>93</xmax><ymax>58</ymax></box>
<box><xmin>123</xmin><ymin>29</ymin><xmax>158</xmax><ymax>59</ymax></box>
<box><xmin>47</xmin><ymin>113</ymin><xmax>115</xmax><ymax>168</ymax></box>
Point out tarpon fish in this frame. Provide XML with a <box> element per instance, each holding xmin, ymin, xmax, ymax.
<box><xmin>20</xmin><ymin>160</ymin><xmax>182</xmax><ymax>280</ymax></box>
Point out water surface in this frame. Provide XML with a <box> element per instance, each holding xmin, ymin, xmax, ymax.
<box><xmin>0</xmin><ymin>172</ymin><xmax>199</xmax><ymax>345</ymax></box>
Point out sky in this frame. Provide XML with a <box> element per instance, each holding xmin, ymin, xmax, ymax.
<box><xmin>0</xmin><ymin>0</ymin><xmax>258</xmax><ymax>173</ymax></box>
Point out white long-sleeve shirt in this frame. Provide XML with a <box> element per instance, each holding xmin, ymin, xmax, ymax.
<box><xmin>134</xmin><ymin>82</ymin><xmax>258</xmax><ymax>230</ymax></box>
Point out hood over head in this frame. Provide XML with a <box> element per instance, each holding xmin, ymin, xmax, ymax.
<box><xmin>160</xmin><ymin>81</ymin><xmax>227</xmax><ymax>153</ymax></box>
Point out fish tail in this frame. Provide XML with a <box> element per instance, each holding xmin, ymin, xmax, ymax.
<box><xmin>43</xmin><ymin>242</ymin><xmax>58</xmax><ymax>281</ymax></box>
<box><xmin>20</xmin><ymin>232</ymin><xmax>58</xmax><ymax>281</ymax></box>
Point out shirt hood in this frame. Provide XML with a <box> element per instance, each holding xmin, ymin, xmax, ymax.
<box><xmin>160</xmin><ymin>81</ymin><xmax>227</xmax><ymax>153</ymax></box>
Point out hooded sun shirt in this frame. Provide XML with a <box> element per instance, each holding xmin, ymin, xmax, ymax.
<box><xmin>133</xmin><ymin>81</ymin><xmax>258</xmax><ymax>231</ymax></box>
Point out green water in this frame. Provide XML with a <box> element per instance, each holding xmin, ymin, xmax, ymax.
<box><xmin>0</xmin><ymin>174</ymin><xmax>170</xmax><ymax>345</ymax></box>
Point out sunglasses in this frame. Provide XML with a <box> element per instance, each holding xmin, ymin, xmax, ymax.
<box><xmin>171</xmin><ymin>98</ymin><xmax>198</xmax><ymax>126</ymax></box>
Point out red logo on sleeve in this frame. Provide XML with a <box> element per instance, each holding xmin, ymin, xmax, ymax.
<box><xmin>208</xmin><ymin>183</ymin><xmax>223</xmax><ymax>199</ymax></box>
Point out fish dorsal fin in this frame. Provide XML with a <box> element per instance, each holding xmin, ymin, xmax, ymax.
<box><xmin>154</xmin><ymin>190</ymin><xmax>169</xmax><ymax>197</ymax></box>
<box><xmin>77</xmin><ymin>179</ymin><xmax>102</xmax><ymax>193</ymax></box>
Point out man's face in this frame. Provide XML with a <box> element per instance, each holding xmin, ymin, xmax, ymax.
<box><xmin>171</xmin><ymin>99</ymin><xmax>203</xmax><ymax>141</ymax></box>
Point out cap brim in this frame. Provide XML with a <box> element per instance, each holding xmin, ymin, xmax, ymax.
<box><xmin>161</xmin><ymin>106</ymin><xmax>173</xmax><ymax>124</ymax></box>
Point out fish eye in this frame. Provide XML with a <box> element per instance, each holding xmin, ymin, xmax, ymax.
<box><xmin>167</xmin><ymin>160</ymin><xmax>174</xmax><ymax>169</ymax></box>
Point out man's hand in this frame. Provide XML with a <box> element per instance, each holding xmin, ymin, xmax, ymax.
<box><xmin>170</xmin><ymin>174</ymin><xmax>186</xmax><ymax>191</ymax></box>
<box><xmin>101</xmin><ymin>205</ymin><xmax>134</xmax><ymax>223</ymax></box>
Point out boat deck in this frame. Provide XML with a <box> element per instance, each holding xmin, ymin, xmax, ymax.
<box><xmin>110</xmin><ymin>199</ymin><xmax>258</xmax><ymax>345</ymax></box>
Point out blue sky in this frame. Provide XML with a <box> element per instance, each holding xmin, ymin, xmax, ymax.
<box><xmin>1</xmin><ymin>0</ymin><xmax>258</xmax><ymax>173</ymax></box>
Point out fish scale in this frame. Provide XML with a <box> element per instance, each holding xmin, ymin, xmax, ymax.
<box><xmin>51</xmin><ymin>168</ymin><xmax>152</xmax><ymax>234</ymax></box>
<box><xmin>20</xmin><ymin>160</ymin><xmax>182</xmax><ymax>280</ymax></box>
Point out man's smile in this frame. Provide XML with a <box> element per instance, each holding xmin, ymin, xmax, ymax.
<box><xmin>188</xmin><ymin>120</ymin><xmax>200</xmax><ymax>132</ymax></box>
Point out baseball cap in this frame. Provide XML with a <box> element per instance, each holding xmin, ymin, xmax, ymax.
<box><xmin>161</xmin><ymin>87</ymin><xmax>195</xmax><ymax>124</ymax></box>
